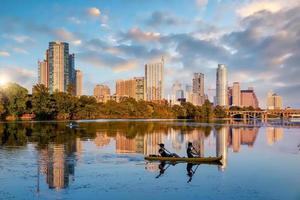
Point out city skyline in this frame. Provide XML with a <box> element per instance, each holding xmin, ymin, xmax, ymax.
<box><xmin>0</xmin><ymin>1</ymin><xmax>300</xmax><ymax>108</ymax></box>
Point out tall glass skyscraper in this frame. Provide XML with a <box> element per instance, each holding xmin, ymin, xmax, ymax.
<box><xmin>216</xmin><ymin>64</ymin><xmax>228</xmax><ymax>106</ymax></box>
<box><xmin>48</xmin><ymin>41</ymin><xmax>73</xmax><ymax>93</ymax></box>
<box><xmin>145</xmin><ymin>57</ymin><xmax>164</xmax><ymax>101</ymax></box>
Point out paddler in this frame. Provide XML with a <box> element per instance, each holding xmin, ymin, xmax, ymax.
<box><xmin>158</xmin><ymin>143</ymin><xmax>180</xmax><ymax>157</ymax></box>
<box><xmin>186</xmin><ymin>142</ymin><xmax>200</xmax><ymax>158</ymax></box>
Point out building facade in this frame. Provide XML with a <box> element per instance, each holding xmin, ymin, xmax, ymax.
<box><xmin>94</xmin><ymin>84</ymin><xmax>111</xmax><ymax>103</ymax></box>
<box><xmin>241</xmin><ymin>88</ymin><xmax>259</xmax><ymax>108</ymax></box>
<box><xmin>216</xmin><ymin>64</ymin><xmax>228</xmax><ymax>106</ymax></box>
<box><xmin>75</xmin><ymin>70</ymin><xmax>82</xmax><ymax>96</ymax></box>
<box><xmin>134</xmin><ymin>77</ymin><xmax>145</xmax><ymax>101</ymax></box>
<box><xmin>38</xmin><ymin>59</ymin><xmax>48</xmax><ymax>87</ymax></box>
<box><xmin>232</xmin><ymin>82</ymin><xmax>241</xmax><ymax>106</ymax></box>
<box><xmin>145</xmin><ymin>58</ymin><xmax>164</xmax><ymax>101</ymax></box>
<box><xmin>267</xmin><ymin>92</ymin><xmax>282</xmax><ymax>109</ymax></box>
<box><xmin>116</xmin><ymin>79</ymin><xmax>136</xmax><ymax>98</ymax></box>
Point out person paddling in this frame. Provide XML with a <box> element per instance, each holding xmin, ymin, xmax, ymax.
<box><xmin>158</xmin><ymin>143</ymin><xmax>180</xmax><ymax>157</ymax></box>
<box><xmin>187</xmin><ymin>142</ymin><xmax>200</xmax><ymax>158</ymax></box>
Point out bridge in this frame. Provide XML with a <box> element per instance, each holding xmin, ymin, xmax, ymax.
<box><xmin>226</xmin><ymin>109</ymin><xmax>300</xmax><ymax>121</ymax></box>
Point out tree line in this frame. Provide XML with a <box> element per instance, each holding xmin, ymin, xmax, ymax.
<box><xmin>0</xmin><ymin>83</ymin><xmax>231</xmax><ymax>120</ymax></box>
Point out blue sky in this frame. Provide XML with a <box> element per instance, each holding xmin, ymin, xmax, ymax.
<box><xmin>0</xmin><ymin>0</ymin><xmax>299</xmax><ymax>108</ymax></box>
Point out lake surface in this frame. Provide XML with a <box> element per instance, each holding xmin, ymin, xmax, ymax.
<box><xmin>0</xmin><ymin>120</ymin><xmax>299</xmax><ymax>200</ymax></box>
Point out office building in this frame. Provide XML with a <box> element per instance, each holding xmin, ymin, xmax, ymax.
<box><xmin>134</xmin><ymin>77</ymin><xmax>145</xmax><ymax>101</ymax></box>
<box><xmin>145</xmin><ymin>57</ymin><xmax>164</xmax><ymax>101</ymax></box>
<box><xmin>216</xmin><ymin>64</ymin><xmax>228</xmax><ymax>106</ymax></box>
<box><xmin>232</xmin><ymin>82</ymin><xmax>241</xmax><ymax>106</ymax></box>
<box><xmin>116</xmin><ymin>79</ymin><xmax>136</xmax><ymax>98</ymax></box>
<box><xmin>75</xmin><ymin>70</ymin><xmax>82</xmax><ymax>96</ymax></box>
<box><xmin>267</xmin><ymin>91</ymin><xmax>283</xmax><ymax>110</ymax></box>
<box><xmin>192</xmin><ymin>73</ymin><xmax>205</xmax><ymax>105</ymax></box>
<box><xmin>38</xmin><ymin>59</ymin><xmax>48</xmax><ymax>87</ymax></box>
<box><xmin>241</xmin><ymin>87</ymin><xmax>259</xmax><ymax>108</ymax></box>
<box><xmin>94</xmin><ymin>84</ymin><xmax>111</xmax><ymax>103</ymax></box>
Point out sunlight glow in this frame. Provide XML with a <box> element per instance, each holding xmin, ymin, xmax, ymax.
<box><xmin>0</xmin><ymin>75</ymin><xmax>9</xmax><ymax>86</ymax></box>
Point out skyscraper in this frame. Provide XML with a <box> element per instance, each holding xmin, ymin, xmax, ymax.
<box><xmin>38</xmin><ymin>41</ymin><xmax>78</xmax><ymax>94</ymax></box>
<box><xmin>38</xmin><ymin>59</ymin><xmax>48</xmax><ymax>87</ymax></box>
<box><xmin>75</xmin><ymin>70</ymin><xmax>82</xmax><ymax>96</ymax></box>
<box><xmin>216</xmin><ymin>64</ymin><xmax>228</xmax><ymax>106</ymax></box>
<box><xmin>145</xmin><ymin>57</ymin><xmax>164</xmax><ymax>101</ymax></box>
<box><xmin>267</xmin><ymin>91</ymin><xmax>283</xmax><ymax>109</ymax></box>
<box><xmin>232</xmin><ymin>82</ymin><xmax>241</xmax><ymax>106</ymax></box>
<box><xmin>48</xmin><ymin>41</ymin><xmax>75</xmax><ymax>93</ymax></box>
<box><xmin>94</xmin><ymin>84</ymin><xmax>111</xmax><ymax>103</ymax></box>
<box><xmin>192</xmin><ymin>73</ymin><xmax>205</xmax><ymax>105</ymax></box>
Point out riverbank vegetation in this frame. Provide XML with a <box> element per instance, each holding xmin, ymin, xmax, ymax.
<box><xmin>0</xmin><ymin>83</ymin><xmax>230</xmax><ymax>121</ymax></box>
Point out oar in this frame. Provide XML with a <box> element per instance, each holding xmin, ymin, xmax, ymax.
<box><xmin>192</xmin><ymin>145</ymin><xmax>201</xmax><ymax>157</ymax></box>
<box><xmin>187</xmin><ymin>164</ymin><xmax>201</xmax><ymax>183</ymax></box>
<box><xmin>156</xmin><ymin>163</ymin><xmax>171</xmax><ymax>179</ymax></box>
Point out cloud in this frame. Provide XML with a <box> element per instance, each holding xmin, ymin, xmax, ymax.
<box><xmin>68</xmin><ymin>17</ymin><xmax>83</xmax><ymax>24</ymax></box>
<box><xmin>0</xmin><ymin>51</ymin><xmax>10</xmax><ymax>57</ymax></box>
<box><xmin>87</xmin><ymin>7</ymin><xmax>101</xmax><ymax>17</ymax></box>
<box><xmin>13</xmin><ymin>48</ymin><xmax>29</xmax><ymax>54</ymax></box>
<box><xmin>120</xmin><ymin>27</ymin><xmax>160</xmax><ymax>42</ymax></box>
<box><xmin>113</xmin><ymin>60</ymin><xmax>137</xmax><ymax>73</ymax></box>
<box><xmin>145</xmin><ymin>11</ymin><xmax>185</xmax><ymax>27</ymax></box>
<box><xmin>236</xmin><ymin>0</ymin><xmax>299</xmax><ymax>18</ymax></box>
<box><xmin>77</xmin><ymin>50</ymin><xmax>137</xmax><ymax>73</ymax></box>
<box><xmin>2</xmin><ymin>34</ymin><xmax>33</xmax><ymax>43</ymax></box>
<box><xmin>196</xmin><ymin>0</ymin><xmax>208</xmax><ymax>8</ymax></box>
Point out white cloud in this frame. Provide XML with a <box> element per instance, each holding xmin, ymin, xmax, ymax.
<box><xmin>87</xmin><ymin>7</ymin><xmax>101</xmax><ymax>17</ymax></box>
<box><xmin>113</xmin><ymin>60</ymin><xmax>137</xmax><ymax>73</ymax></box>
<box><xmin>68</xmin><ymin>17</ymin><xmax>83</xmax><ymax>24</ymax></box>
<box><xmin>0</xmin><ymin>51</ymin><xmax>10</xmax><ymax>57</ymax></box>
<box><xmin>236</xmin><ymin>0</ymin><xmax>300</xmax><ymax>18</ymax></box>
<box><xmin>13</xmin><ymin>48</ymin><xmax>29</xmax><ymax>54</ymax></box>
<box><xmin>123</xmin><ymin>27</ymin><xmax>161</xmax><ymax>42</ymax></box>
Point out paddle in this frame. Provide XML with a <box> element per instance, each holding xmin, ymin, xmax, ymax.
<box><xmin>187</xmin><ymin>164</ymin><xmax>201</xmax><ymax>183</ymax></box>
<box><xmin>192</xmin><ymin>145</ymin><xmax>201</xmax><ymax>157</ymax></box>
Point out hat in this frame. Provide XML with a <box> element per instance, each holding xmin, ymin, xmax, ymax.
<box><xmin>188</xmin><ymin>142</ymin><xmax>193</xmax><ymax>146</ymax></box>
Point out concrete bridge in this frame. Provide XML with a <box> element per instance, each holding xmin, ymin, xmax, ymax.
<box><xmin>226</xmin><ymin>109</ymin><xmax>300</xmax><ymax>121</ymax></box>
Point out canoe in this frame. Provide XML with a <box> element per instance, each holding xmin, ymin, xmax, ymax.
<box><xmin>145</xmin><ymin>156</ymin><xmax>222</xmax><ymax>164</ymax></box>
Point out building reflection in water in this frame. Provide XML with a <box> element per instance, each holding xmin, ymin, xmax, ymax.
<box><xmin>94</xmin><ymin>132</ymin><xmax>111</xmax><ymax>148</ymax></box>
<box><xmin>230</xmin><ymin>127</ymin><xmax>258</xmax><ymax>153</ymax></box>
<box><xmin>216</xmin><ymin>127</ymin><xmax>228</xmax><ymax>171</ymax></box>
<box><xmin>38</xmin><ymin>138</ymin><xmax>82</xmax><ymax>190</ymax></box>
<box><xmin>266</xmin><ymin>127</ymin><xmax>283</xmax><ymax>145</ymax></box>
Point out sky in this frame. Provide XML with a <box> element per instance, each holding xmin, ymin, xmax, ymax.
<box><xmin>0</xmin><ymin>0</ymin><xmax>299</xmax><ymax>108</ymax></box>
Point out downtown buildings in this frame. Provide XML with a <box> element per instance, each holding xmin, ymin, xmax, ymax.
<box><xmin>38</xmin><ymin>41</ymin><xmax>82</xmax><ymax>96</ymax></box>
<box><xmin>267</xmin><ymin>91</ymin><xmax>283</xmax><ymax>109</ymax></box>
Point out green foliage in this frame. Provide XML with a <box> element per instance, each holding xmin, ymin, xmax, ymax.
<box><xmin>0</xmin><ymin>83</ymin><xmax>28</xmax><ymax>117</ymax></box>
<box><xmin>0</xmin><ymin>83</ymin><xmax>229</xmax><ymax>121</ymax></box>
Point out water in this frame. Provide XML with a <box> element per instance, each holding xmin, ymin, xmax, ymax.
<box><xmin>0</xmin><ymin>120</ymin><xmax>299</xmax><ymax>200</ymax></box>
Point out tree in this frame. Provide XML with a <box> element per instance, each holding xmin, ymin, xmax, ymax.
<box><xmin>2</xmin><ymin>83</ymin><xmax>28</xmax><ymax>118</ymax></box>
<box><xmin>201</xmin><ymin>100</ymin><xmax>213</xmax><ymax>120</ymax></box>
<box><xmin>213</xmin><ymin>105</ymin><xmax>227</xmax><ymax>118</ymax></box>
<box><xmin>31</xmin><ymin>84</ymin><xmax>53</xmax><ymax>119</ymax></box>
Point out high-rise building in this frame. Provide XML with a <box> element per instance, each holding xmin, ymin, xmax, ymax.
<box><xmin>216</xmin><ymin>64</ymin><xmax>228</xmax><ymax>106</ymax></box>
<box><xmin>267</xmin><ymin>91</ymin><xmax>282</xmax><ymax>110</ymax></box>
<box><xmin>185</xmin><ymin>85</ymin><xmax>193</xmax><ymax>103</ymax></box>
<box><xmin>241</xmin><ymin>87</ymin><xmax>259</xmax><ymax>108</ymax></box>
<box><xmin>192</xmin><ymin>73</ymin><xmax>205</xmax><ymax>105</ymax></box>
<box><xmin>94</xmin><ymin>84</ymin><xmax>111</xmax><ymax>103</ymax></box>
<box><xmin>145</xmin><ymin>57</ymin><xmax>164</xmax><ymax>101</ymax></box>
<box><xmin>38</xmin><ymin>59</ymin><xmax>48</xmax><ymax>87</ymax></box>
<box><xmin>116</xmin><ymin>79</ymin><xmax>136</xmax><ymax>98</ymax></box>
<box><xmin>134</xmin><ymin>77</ymin><xmax>145</xmax><ymax>101</ymax></box>
<box><xmin>232</xmin><ymin>82</ymin><xmax>241</xmax><ymax>106</ymax></box>
<box><xmin>38</xmin><ymin>42</ymin><xmax>79</xmax><ymax>95</ymax></box>
<box><xmin>69</xmin><ymin>54</ymin><xmax>76</xmax><ymax>89</ymax></box>
<box><xmin>75</xmin><ymin>70</ymin><xmax>82</xmax><ymax>96</ymax></box>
